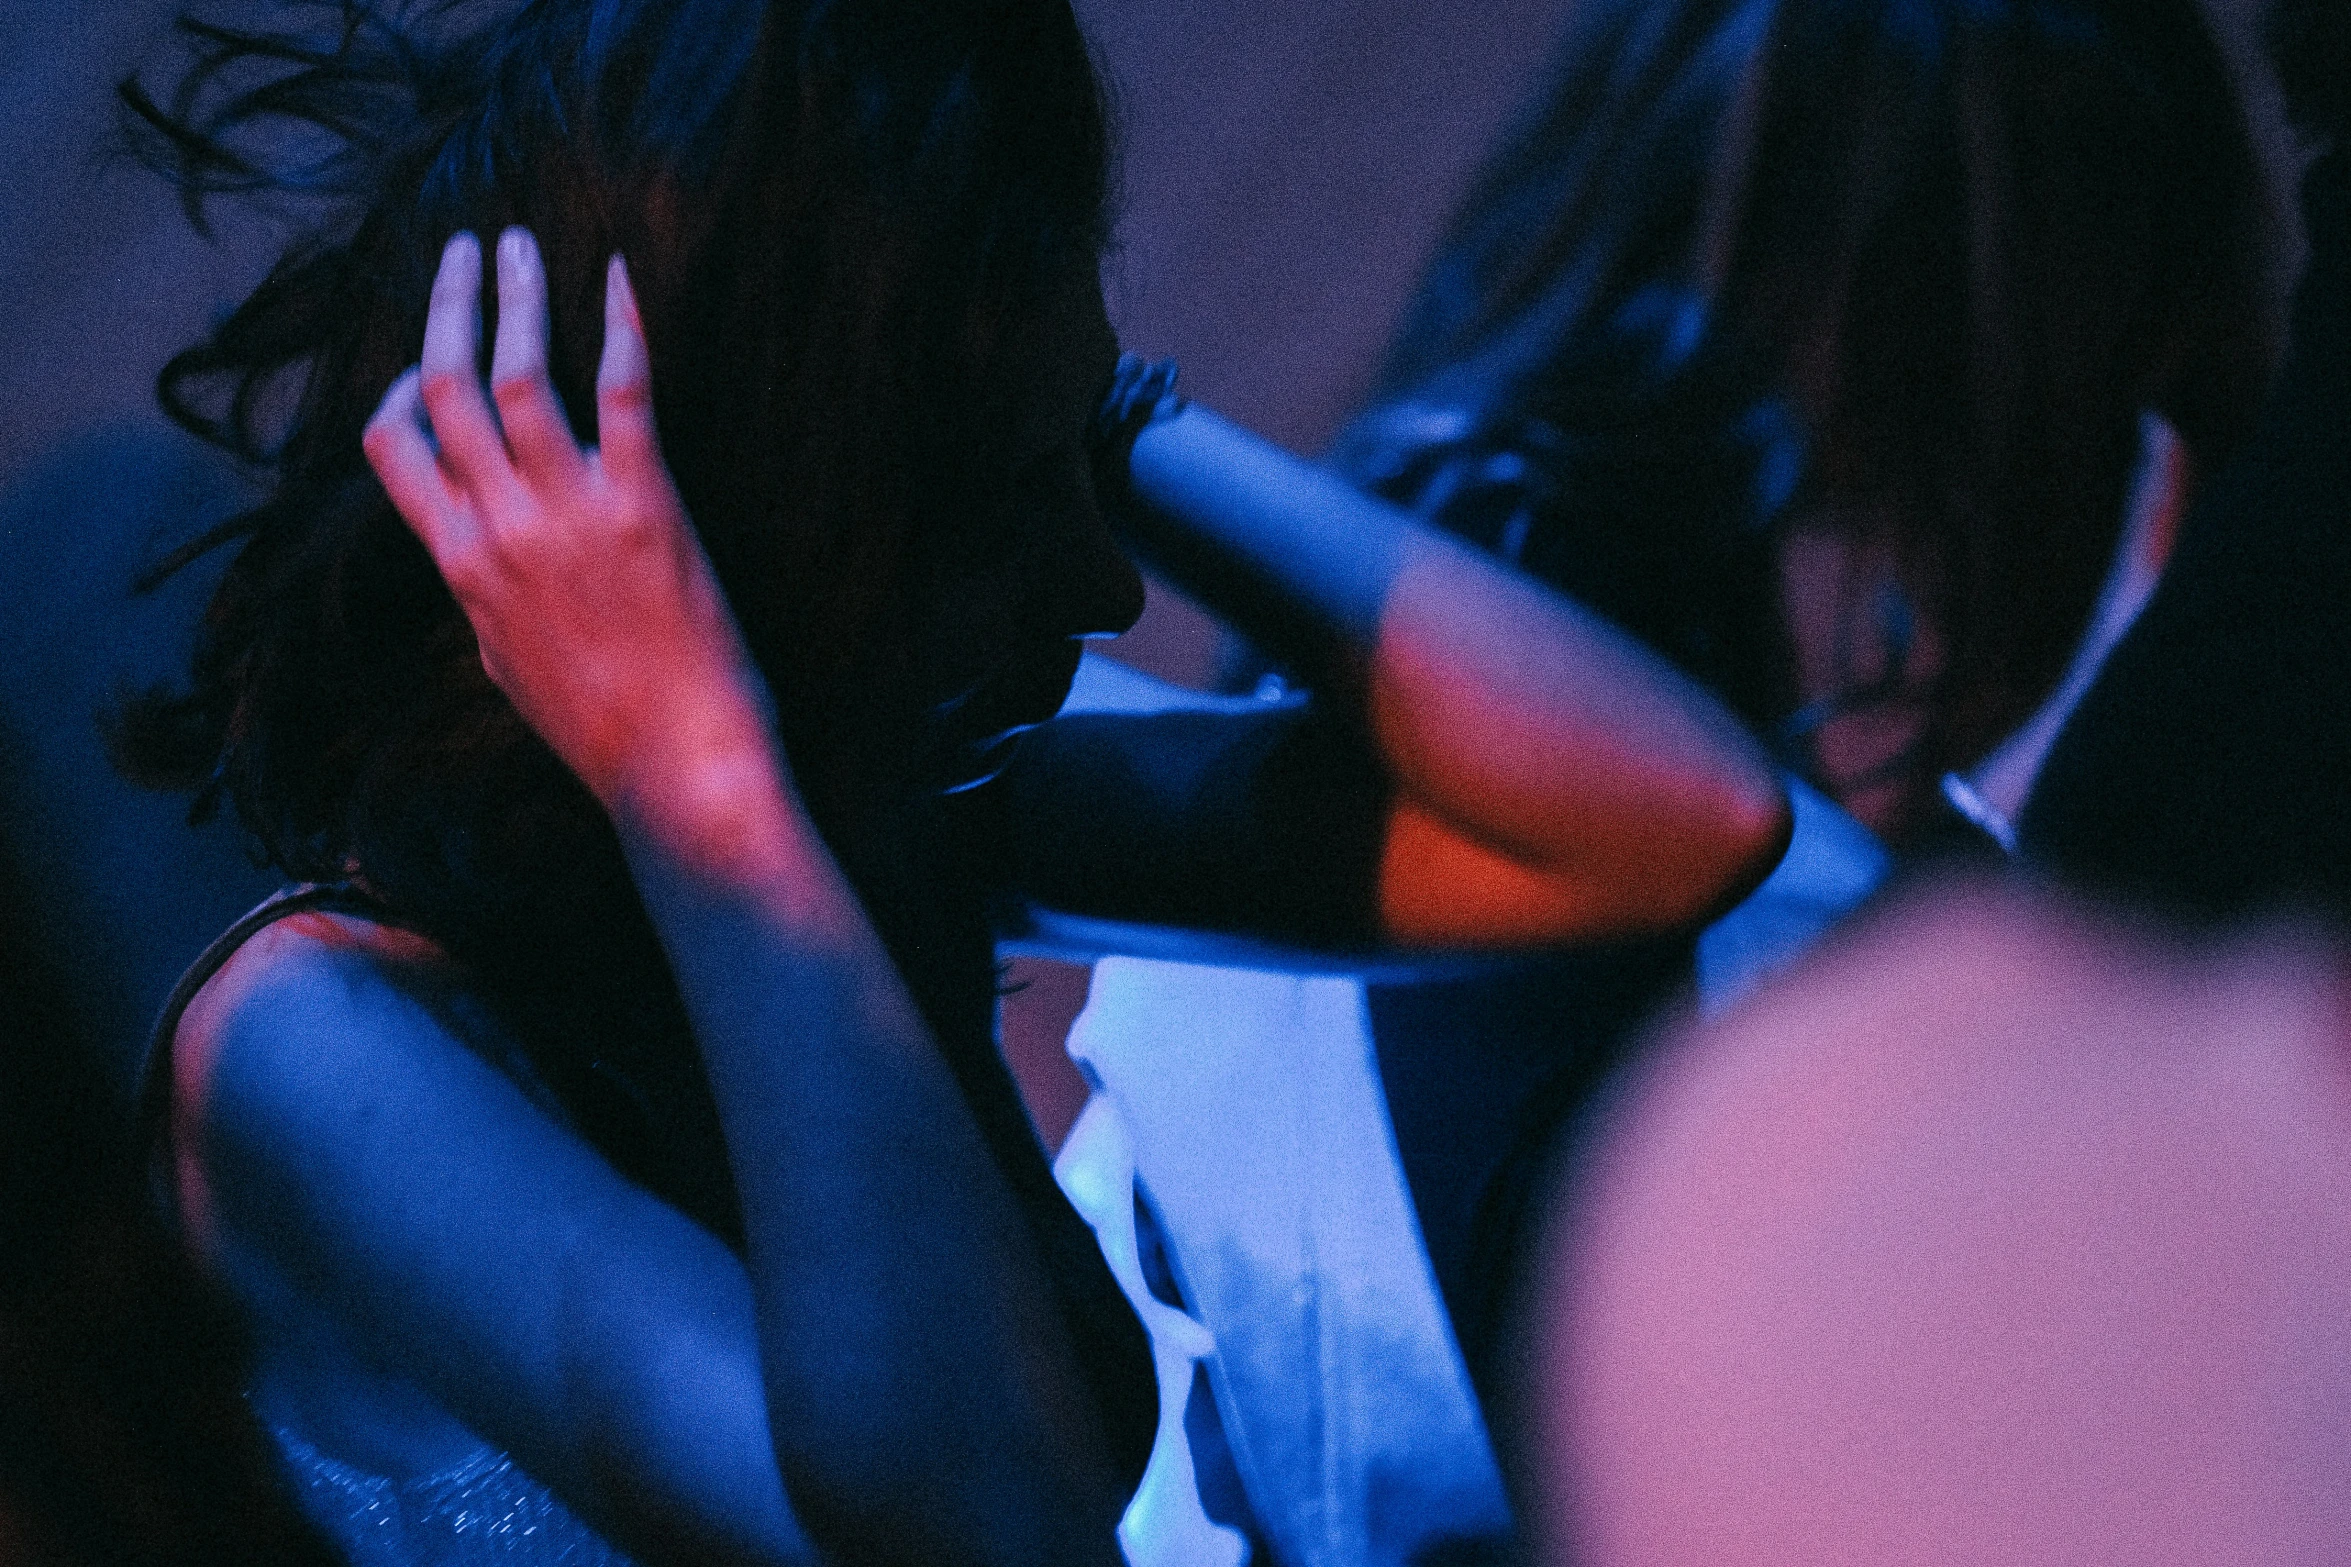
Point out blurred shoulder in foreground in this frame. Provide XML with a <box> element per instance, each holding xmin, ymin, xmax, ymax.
<box><xmin>1523</xmin><ymin>883</ymin><xmax>2351</xmax><ymax>1565</ymax></box>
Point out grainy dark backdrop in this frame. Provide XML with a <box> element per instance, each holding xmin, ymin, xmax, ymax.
<box><xmin>0</xmin><ymin>0</ymin><xmax>2286</xmax><ymax>1116</ymax></box>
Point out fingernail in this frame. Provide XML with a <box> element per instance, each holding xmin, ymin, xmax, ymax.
<box><xmin>503</xmin><ymin>226</ymin><xmax>543</xmax><ymax>277</ymax></box>
<box><xmin>609</xmin><ymin>254</ymin><xmax>643</xmax><ymax>334</ymax></box>
<box><xmin>438</xmin><ymin>233</ymin><xmax>482</xmax><ymax>295</ymax></box>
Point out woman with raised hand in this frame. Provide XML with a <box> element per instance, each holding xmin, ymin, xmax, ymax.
<box><xmin>120</xmin><ymin>1</ymin><xmax>1787</xmax><ymax>1562</ymax></box>
<box><xmin>1051</xmin><ymin>3</ymin><xmax>2275</xmax><ymax>1559</ymax></box>
<box><xmin>1335</xmin><ymin>0</ymin><xmax>2271</xmax><ymax>856</ymax></box>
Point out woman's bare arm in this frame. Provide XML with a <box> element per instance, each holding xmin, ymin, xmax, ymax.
<box><xmin>174</xmin><ymin>915</ymin><xmax>813</xmax><ymax>1565</ymax></box>
<box><xmin>349</xmin><ymin>231</ymin><xmax>1130</xmax><ymax>1564</ymax></box>
<box><xmin>1015</xmin><ymin>406</ymin><xmax>1790</xmax><ymax>950</ymax></box>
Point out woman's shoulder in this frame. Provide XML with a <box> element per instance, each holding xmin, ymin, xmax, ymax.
<box><xmin>175</xmin><ymin>905</ymin><xmax>459</xmax><ymax>1104</ymax></box>
<box><xmin>165</xmin><ymin>902</ymin><xmax>501</xmax><ymax>1261</ymax></box>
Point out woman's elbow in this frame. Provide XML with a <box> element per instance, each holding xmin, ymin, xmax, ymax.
<box><xmin>1563</xmin><ymin>710</ymin><xmax>1794</xmax><ymax>935</ymax></box>
<box><xmin>1572</xmin><ymin>766</ymin><xmax>1793</xmax><ymax>938</ymax></box>
<box><xmin>1378</xmin><ymin>768</ymin><xmax>1791</xmax><ymax>949</ymax></box>
<box><xmin>1692</xmin><ymin>766</ymin><xmax>1794</xmax><ymax>919</ymax></box>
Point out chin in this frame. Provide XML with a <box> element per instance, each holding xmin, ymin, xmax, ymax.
<box><xmin>930</xmin><ymin>638</ymin><xmax>1086</xmax><ymax>794</ymax></box>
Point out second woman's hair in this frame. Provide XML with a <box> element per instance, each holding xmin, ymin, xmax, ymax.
<box><xmin>1338</xmin><ymin>0</ymin><xmax>2273</xmax><ymax>831</ymax></box>
<box><xmin>2269</xmin><ymin>0</ymin><xmax>2351</xmax><ymax>143</ymax></box>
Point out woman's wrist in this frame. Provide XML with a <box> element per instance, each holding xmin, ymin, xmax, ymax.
<box><xmin>1122</xmin><ymin>405</ymin><xmax>1406</xmax><ymax>650</ymax></box>
<box><xmin>607</xmin><ymin>705</ymin><xmax>807</xmax><ymax>890</ymax></box>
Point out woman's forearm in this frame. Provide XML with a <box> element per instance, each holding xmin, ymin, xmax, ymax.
<box><xmin>364</xmin><ymin>235</ymin><xmax>1128</xmax><ymax>1562</ymax></box>
<box><xmin>1124</xmin><ymin>408</ymin><xmax>1789</xmax><ymax>941</ymax></box>
<box><xmin>614</xmin><ymin>766</ymin><xmax>1126</xmax><ymax>1567</ymax></box>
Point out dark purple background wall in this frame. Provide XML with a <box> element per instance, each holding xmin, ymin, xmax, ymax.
<box><xmin>0</xmin><ymin>0</ymin><xmax>2289</xmax><ymax>1094</ymax></box>
<box><xmin>1076</xmin><ymin>0</ymin><xmax>1575</xmax><ymax>682</ymax></box>
<box><xmin>0</xmin><ymin>0</ymin><xmax>289</xmax><ymax>1074</ymax></box>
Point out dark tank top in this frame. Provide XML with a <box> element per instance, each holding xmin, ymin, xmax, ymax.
<box><xmin>137</xmin><ymin>884</ymin><xmax>1157</xmax><ymax>1497</ymax></box>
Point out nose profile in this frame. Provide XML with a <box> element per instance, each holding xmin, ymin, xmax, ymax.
<box><xmin>1037</xmin><ymin>446</ymin><xmax>1147</xmax><ymax>641</ymax></box>
<box><xmin>1074</xmin><ymin>537</ymin><xmax>1148</xmax><ymax>641</ymax></box>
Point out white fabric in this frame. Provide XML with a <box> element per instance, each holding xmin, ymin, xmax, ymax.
<box><xmin>1695</xmin><ymin>775</ymin><xmax>1890</xmax><ymax>1014</ymax></box>
<box><xmin>1056</xmin><ymin>1097</ymin><xmax>1251</xmax><ymax>1567</ymax></box>
<box><xmin>1059</xmin><ymin>961</ymin><xmax>1513</xmax><ymax>1567</ymax></box>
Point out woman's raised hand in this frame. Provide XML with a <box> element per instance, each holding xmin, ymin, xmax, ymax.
<box><xmin>364</xmin><ymin>231</ymin><xmax>780</xmax><ymax>838</ymax></box>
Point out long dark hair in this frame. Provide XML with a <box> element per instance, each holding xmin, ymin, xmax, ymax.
<box><xmin>2270</xmin><ymin>0</ymin><xmax>2351</xmax><ymax>143</ymax></box>
<box><xmin>1335</xmin><ymin>0</ymin><xmax>2273</xmax><ymax>838</ymax></box>
<box><xmin>117</xmin><ymin>0</ymin><xmax>1115</xmax><ymax>1236</ymax></box>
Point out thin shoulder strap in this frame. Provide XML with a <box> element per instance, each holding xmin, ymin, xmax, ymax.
<box><xmin>133</xmin><ymin>883</ymin><xmax>399</xmax><ymax>1198</ymax></box>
